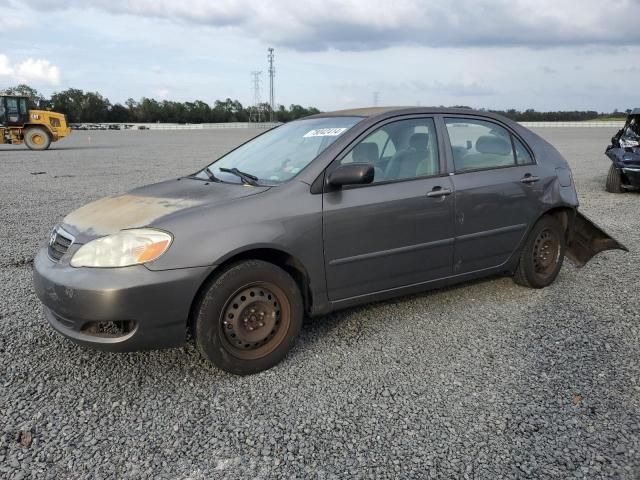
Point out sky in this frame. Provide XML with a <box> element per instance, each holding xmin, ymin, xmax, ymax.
<box><xmin>1</xmin><ymin>0</ymin><xmax>639</xmax><ymax>112</ymax></box>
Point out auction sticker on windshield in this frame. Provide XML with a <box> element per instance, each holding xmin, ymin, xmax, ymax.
<box><xmin>303</xmin><ymin>128</ymin><xmax>348</xmax><ymax>138</ymax></box>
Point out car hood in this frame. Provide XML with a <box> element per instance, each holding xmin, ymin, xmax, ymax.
<box><xmin>62</xmin><ymin>178</ymin><xmax>270</xmax><ymax>239</ymax></box>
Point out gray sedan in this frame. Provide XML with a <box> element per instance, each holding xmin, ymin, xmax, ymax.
<box><xmin>33</xmin><ymin>107</ymin><xmax>626</xmax><ymax>374</ymax></box>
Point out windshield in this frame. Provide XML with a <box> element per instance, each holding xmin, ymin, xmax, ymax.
<box><xmin>195</xmin><ymin>116</ymin><xmax>362</xmax><ymax>185</ymax></box>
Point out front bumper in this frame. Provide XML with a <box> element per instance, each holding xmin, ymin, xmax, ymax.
<box><xmin>33</xmin><ymin>247</ymin><xmax>212</xmax><ymax>351</ymax></box>
<box><xmin>606</xmin><ymin>147</ymin><xmax>640</xmax><ymax>188</ymax></box>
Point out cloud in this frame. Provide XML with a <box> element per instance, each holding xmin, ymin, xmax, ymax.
<box><xmin>612</xmin><ymin>66</ymin><xmax>640</xmax><ymax>73</ymax></box>
<box><xmin>333</xmin><ymin>79</ymin><xmax>495</xmax><ymax>99</ymax></box>
<box><xmin>0</xmin><ymin>54</ymin><xmax>61</xmax><ymax>85</ymax></box>
<box><xmin>0</xmin><ymin>54</ymin><xmax>13</xmax><ymax>76</ymax></box>
<box><xmin>154</xmin><ymin>88</ymin><xmax>170</xmax><ymax>99</ymax></box>
<box><xmin>541</xmin><ymin>66</ymin><xmax>558</xmax><ymax>74</ymax></box>
<box><xmin>414</xmin><ymin>80</ymin><xmax>495</xmax><ymax>97</ymax></box>
<box><xmin>13</xmin><ymin>0</ymin><xmax>640</xmax><ymax>51</ymax></box>
<box><xmin>0</xmin><ymin>12</ymin><xmax>30</xmax><ymax>32</ymax></box>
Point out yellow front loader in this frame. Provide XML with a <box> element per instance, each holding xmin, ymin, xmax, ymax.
<box><xmin>0</xmin><ymin>95</ymin><xmax>71</xmax><ymax>150</ymax></box>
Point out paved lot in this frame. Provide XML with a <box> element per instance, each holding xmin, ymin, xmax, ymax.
<box><xmin>0</xmin><ymin>127</ymin><xmax>638</xmax><ymax>479</ymax></box>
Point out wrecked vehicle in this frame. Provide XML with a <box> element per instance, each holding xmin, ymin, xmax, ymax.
<box><xmin>605</xmin><ymin>108</ymin><xmax>640</xmax><ymax>193</ymax></box>
<box><xmin>33</xmin><ymin>107</ymin><xmax>627</xmax><ymax>375</ymax></box>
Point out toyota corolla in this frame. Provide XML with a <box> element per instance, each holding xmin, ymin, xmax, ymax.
<box><xmin>33</xmin><ymin>107</ymin><xmax>627</xmax><ymax>374</ymax></box>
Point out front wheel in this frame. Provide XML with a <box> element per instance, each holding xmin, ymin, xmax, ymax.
<box><xmin>194</xmin><ymin>260</ymin><xmax>303</xmax><ymax>375</ymax></box>
<box><xmin>605</xmin><ymin>164</ymin><xmax>624</xmax><ymax>193</ymax></box>
<box><xmin>24</xmin><ymin>127</ymin><xmax>51</xmax><ymax>151</ymax></box>
<box><xmin>513</xmin><ymin>216</ymin><xmax>566</xmax><ymax>289</ymax></box>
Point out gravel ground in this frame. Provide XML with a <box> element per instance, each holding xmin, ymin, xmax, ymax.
<box><xmin>0</xmin><ymin>127</ymin><xmax>638</xmax><ymax>479</ymax></box>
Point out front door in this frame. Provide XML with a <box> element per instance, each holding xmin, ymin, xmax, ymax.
<box><xmin>4</xmin><ymin>97</ymin><xmax>29</xmax><ymax>126</ymax></box>
<box><xmin>322</xmin><ymin>117</ymin><xmax>456</xmax><ymax>301</ymax></box>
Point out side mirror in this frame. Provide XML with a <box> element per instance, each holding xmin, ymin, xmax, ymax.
<box><xmin>327</xmin><ymin>163</ymin><xmax>374</xmax><ymax>188</ymax></box>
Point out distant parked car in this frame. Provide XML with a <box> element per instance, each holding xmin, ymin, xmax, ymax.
<box><xmin>605</xmin><ymin>108</ymin><xmax>640</xmax><ymax>192</ymax></box>
<box><xmin>33</xmin><ymin>107</ymin><xmax>626</xmax><ymax>374</ymax></box>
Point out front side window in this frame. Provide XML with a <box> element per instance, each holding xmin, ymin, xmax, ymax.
<box><xmin>445</xmin><ymin>118</ymin><xmax>516</xmax><ymax>172</ymax></box>
<box><xmin>339</xmin><ymin>117</ymin><xmax>439</xmax><ymax>183</ymax></box>
<box><xmin>197</xmin><ymin>116</ymin><xmax>362</xmax><ymax>185</ymax></box>
<box><xmin>6</xmin><ymin>98</ymin><xmax>18</xmax><ymax>114</ymax></box>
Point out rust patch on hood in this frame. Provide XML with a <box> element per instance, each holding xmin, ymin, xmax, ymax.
<box><xmin>64</xmin><ymin>194</ymin><xmax>199</xmax><ymax>236</ymax></box>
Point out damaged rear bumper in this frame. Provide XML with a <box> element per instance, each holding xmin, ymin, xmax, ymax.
<box><xmin>566</xmin><ymin>211</ymin><xmax>628</xmax><ymax>267</ymax></box>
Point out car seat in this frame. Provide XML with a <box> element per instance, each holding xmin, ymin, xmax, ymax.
<box><xmin>385</xmin><ymin>133</ymin><xmax>436</xmax><ymax>180</ymax></box>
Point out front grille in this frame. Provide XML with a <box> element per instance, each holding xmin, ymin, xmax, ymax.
<box><xmin>48</xmin><ymin>227</ymin><xmax>74</xmax><ymax>261</ymax></box>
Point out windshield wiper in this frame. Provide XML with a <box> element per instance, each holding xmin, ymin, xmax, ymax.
<box><xmin>203</xmin><ymin>166</ymin><xmax>221</xmax><ymax>182</ymax></box>
<box><xmin>185</xmin><ymin>166</ymin><xmax>221</xmax><ymax>182</ymax></box>
<box><xmin>219</xmin><ymin>167</ymin><xmax>259</xmax><ymax>186</ymax></box>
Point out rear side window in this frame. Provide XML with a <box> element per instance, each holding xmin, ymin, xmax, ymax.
<box><xmin>445</xmin><ymin>118</ymin><xmax>516</xmax><ymax>172</ymax></box>
<box><xmin>514</xmin><ymin>137</ymin><xmax>533</xmax><ymax>165</ymax></box>
<box><xmin>19</xmin><ymin>98</ymin><xmax>28</xmax><ymax>115</ymax></box>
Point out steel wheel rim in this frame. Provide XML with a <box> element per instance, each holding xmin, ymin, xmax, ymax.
<box><xmin>220</xmin><ymin>282</ymin><xmax>290</xmax><ymax>360</ymax></box>
<box><xmin>532</xmin><ymin>228</ymin><xmax>560</xmax><ymax>276</ymax></box>
<box><xmin>32</xmin><ymin>134</ymin><xmax>44</xmax><ymax>145</ymax></box>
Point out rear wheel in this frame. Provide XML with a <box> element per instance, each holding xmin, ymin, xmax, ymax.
<box><xmin>513</xmin><ymin>216</ymin><xmax>566</xmax><ymax>289</ymax></box>
<box><xmin>24</xmin><ymin>127</ymin><xmax>51</xmax><ymax>151</ymax></box>
<box><xmin>605</xmin><ymin>164</ymin><xmax>624</xmax><ymax>193</ymax></box>
<box><xmin>194</xmin><ymin>260</ymin><xmax>303</xmax><ymax>375</ymax></box>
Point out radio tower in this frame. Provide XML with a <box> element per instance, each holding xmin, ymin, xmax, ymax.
<box><xmin>267</xmin><ymin>48</ymin><xmax>275</xmax><ymax>122</ymax></box>
<box><xmin>250</xmin><ymin>71</ymin><xmax>264</xmax><ymax>123</ymax></box>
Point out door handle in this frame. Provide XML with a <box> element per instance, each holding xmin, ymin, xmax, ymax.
<box><xmin>426</xmin><ymin>187</ymin><xmax>452</xmax><ymax>198</ymax></box>
<box><xmin>520</xmin><ymin>174</ymin><xmax>540</xmax><ymax>184</ymax></box>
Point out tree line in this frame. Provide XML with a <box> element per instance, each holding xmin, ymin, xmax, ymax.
<box><xmin>445</xmin><ymin>105</ymin><xmax>629</xmax><ymax>122</ymax></box>
<box><xmin>1</xmin><ymin>84</ymin><xmax>320</xmax><ymax>124</ymax></box>
<box><xmin>1</xmin><ymin>84</ymin><xmax>632</xmax><ymax>124</ymax></box>
<box><xmin>490</xmin><ymin>108</ymin><xmax>629</xmax><ymax>122</ymax></box>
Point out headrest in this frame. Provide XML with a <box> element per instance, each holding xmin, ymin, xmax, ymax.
<box><xmin>409</xmin><ymin>133</ymin><xmax>429</xmax><ymax>151</ymax></box>
<box><xmin>352</xmin><ymin>142</ymin><xmax>379</xmax><ymax>163</ymax></box>
<box><xmin>476</xmin><ymin>135</ymin><xmax>511</xmax><ymax>156</ymax></box>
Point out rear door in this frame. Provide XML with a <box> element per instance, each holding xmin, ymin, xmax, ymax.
<box><xmin>322</xmin><ymin>116</ymin><xmax>456</xmax><ymax>301</ymax></box>
<box><xmin>443</xmin><ymin>117</ymin><xmax>548</xmax><ymax>274</ymax></box>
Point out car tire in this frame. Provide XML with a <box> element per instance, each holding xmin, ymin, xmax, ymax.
<box><xmin>24</xmin><ymin>127</ymin><xmax>51</xmax><ymax>151</ymax></box>
<box><xmin>194</xmin><ymin>260</ymin><xmax>303</xmax><ymax>375</ymax></box>
<box><xmin>513</xmin><ymin>215</ymin><xmax>566</xmax><ymax>289</ymax></box>
<box><xmin>605</xmin><ymin>164</ymin><xmax>624</xmax><ymax>193</ymax></box>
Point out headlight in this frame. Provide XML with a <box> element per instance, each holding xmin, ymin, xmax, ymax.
<box><xmin>620</xmin><ymin>138</ymin><xmax>640</xmax><ymax>148</ymax></box>
<box><xmin>70</xmin><ymin>229</ymin><xmax>172</xmax><ymax>268</ymax></box>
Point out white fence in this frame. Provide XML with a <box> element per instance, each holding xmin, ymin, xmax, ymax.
<box><xmin>519</xmin><ymin>121</ymin><xmax>625</xmax><ymax>128</ymax></box>
<box><xmin>147</xmin><ymin>121</ymin><xmax>623</xmax><ymax>129</ymax></box>
<box><xmin>130</xmin><ymin>122</ymin><xmax>280</xmax><ymax>130</ymax></box>
<box><xmin>82</xmin><ymin>121</ymin><xmax>625</xmax><ymax>131</ymax></box>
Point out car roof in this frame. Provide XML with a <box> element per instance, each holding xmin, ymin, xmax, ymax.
<box><xmin>307</xmin><ymin>106</ymin><xmax>514</xmax><ymax>123</ymax></box>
